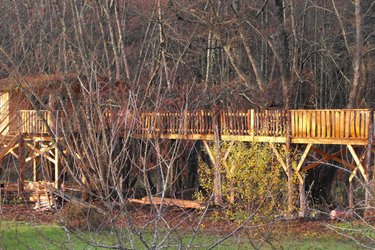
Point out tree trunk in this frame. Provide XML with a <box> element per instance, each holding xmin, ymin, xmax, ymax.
<box><xmin>348</xmin><ymin>0</ymin><xmax>363</xmax><ymax>108</ymax></box>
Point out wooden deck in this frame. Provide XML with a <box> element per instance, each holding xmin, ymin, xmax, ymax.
<box><xmin>134</xmin><ymin>109</ymin><xmax>374</xmax><ymax>145</ymax></box>
<box><xmin>4</xmin><ymin>108</ymin><xmax>371</xmax><ymax>146</ymax></box>
<box><xmin>0</xmin><ymin>108</ymin><xmax>373</xmax><ymax>214</ymax></box>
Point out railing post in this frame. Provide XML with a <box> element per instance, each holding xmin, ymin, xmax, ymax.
<box><xmin>250</xmin><ymin>109</ymin><xmax>255</xmax><ymax>136</ymax></box>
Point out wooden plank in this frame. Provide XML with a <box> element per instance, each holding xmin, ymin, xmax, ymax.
<box><xmin>269</xmin><ymin>143</ymin><xmax>287</xmax><ymax>173</ymax></box>
<box><xmin>128</xmin><ymin>197</ymin><xmax>205</xmax><ymax>209</ymax></box>
<box><xmin>350</xmin><ymin>110</ymin><xmax>355</xmax><ymax>138</ymax></box>
<box><xmin>296</xmin><ymin>143</ymin><xmax>312</xmax><ymax>172</ymax></box>
<box><xmin>301</xmin><ymin>110</ymin><xmax>305</xmax><ymax>137</ymax></box>
<box><xmin>311</xmin><ymin>111</ymin><xmax>316</xmax><ymax>138</ymax></box>
<box><xmin>364</xmin><ymin>111</ymin><xmax>370</xmax><ymax>139</ymax></box>
<box><xmin>326</xmin><ymin>110</ymin><xmax>331</xmax><ymax>138</ymax></box>
<box><xmin>321</xmin><ymin>111</ymin><xmax>326</xmax><ymax>138</ymax></box>
<box><xmin>203</xmin><ymin>140</ymin><xmax>215</xmax><ymax>164</ymax></box>
<box><xmin>347</xmin><ymin>144</ymin><xmax>368</xmax><ymax>182</ymax></box>
<box><xmin>291</xmin><ymin>111</ymin><xmax>295</xmax><ymax>137</ymax></box>
<box><xmin>355</xmin><ymin>111</ymin><xmax>361</xmax><ymax>138</ymax></box>
<box><xmin>340</xmin><ymin>110</ymin><xmax>345</xmax><ymax>138</ymax></box>
<box><xmin>315</xmin><ymin>110</ymin><xmax>322</xmax><ymax>138</ymax></box>
<box><xmin>0</xmin><ymin>135</ymin><xmax>19</xmax><ymax>160</ymax></box>
<box><xmin>344</xmin><ymin>111</ymin><xmax>350</xmax><ymax>138</ymax></box>
<box><xmin>291</xmin><ymin>137</ymin><xmax>368</xmax><ymax>145</ymax></box>
<box><xmin>308</xmin><ymin>146</ymin><xmax>356</xmax><ymax>171</ymax></box>
<box><xmin>55</xmin><ymin>143</ymin><xmax>59</xmax><ymax>188</ymax></box>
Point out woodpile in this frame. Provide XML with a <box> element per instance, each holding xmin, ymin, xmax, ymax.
<box><xmin>330</xmin><ymin>209</ymin><xmax>353</xmax><ymax>220</ymax></box>
<box><xmin>128</xmin><ymin>196</ymin><xmax>205</xmax><ymax>209</ymax></box>
<box><xmin>25</xmin><ymin>181</ymin><xmax>55</xmax><ymax>211</ymax></box>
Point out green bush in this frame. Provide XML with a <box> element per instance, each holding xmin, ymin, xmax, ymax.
<box><xmin>196</xmin><ymin>141</ymin><xmax>287</xmax><ymax>222</ymax></box>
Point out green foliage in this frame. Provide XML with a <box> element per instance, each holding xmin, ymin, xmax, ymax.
<box><xmin>197</xmin><ymin>141</ymin><xmax>287</xmax><ymax>222</ymax></box>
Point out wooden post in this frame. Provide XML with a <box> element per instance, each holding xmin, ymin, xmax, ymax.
<box><xmin>296</xmin><ymin>143</ymin><xmax>312</xmax><ymax>217</ymax></box>
<box><xmin>203</xmin><ymin>140</ymin><xmax>222</xmax><ymax>205</ymax></box>
<box><xmin>285</xmin><ymin>109</ymin><xmax>294</xmax><ymax>217</ymax></box>
<box><xmin>54</xmin><ymin>142</ymin><xmax>59</xmax><ymax>189</ymax></box>
<box><xmin>18</xmin><ymin>135</ymin><xmax>25</xmax><ymax>195</ymax></box>
<box><xmin>33</xmin><ymin>141</ymin><xmax>37</xmax><ymax>182</ymax></box>
<box><xmin>250</xmin><ymin>109</ymin><xmax>255</xmax><ymax>136</ymax></box>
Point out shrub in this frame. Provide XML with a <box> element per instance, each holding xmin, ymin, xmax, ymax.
<box><xmin>59</xmin><ymin>202</ymin><xmax>110</xmax><ymax>231</ymax></box>
<box><xmin>196</xmin><ymin>141</ymin><xmax>287</xmax><ymax>222</ymax></box>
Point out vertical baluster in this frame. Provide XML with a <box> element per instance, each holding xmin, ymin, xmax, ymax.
<box><xmin>316</xmin><ymin>110</ymin><xmax>322</xmax><ymax>138</ymax></box>
<box><xmin>291</xmin><ymin>111</ymin><xmax>295</xmax><ymax>137</ymax></box>
<box><xmin>354</xmin><ymin>110</ymin><xmax>360</xmax><ymax>138</ymax></box>
<box><xmin>311</xmin><ymin>111</ymin><xmax>316</xmax><ymax>138</ymax></box>
<box><xmin>344</xmin><ymin>110</ymin><xmax>350</xmax><ymax>138</ymax></box>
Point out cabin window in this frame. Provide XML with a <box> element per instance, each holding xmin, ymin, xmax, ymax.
<box><xmin>0</xmin><ymin>92</ymin><xmax>9</xmax><ymax>135</ymax></box>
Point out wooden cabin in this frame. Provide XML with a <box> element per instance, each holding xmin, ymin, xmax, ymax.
<box><xmin>0</xmin><ymin>73</ymin><xmax>78</xmax><ymax>136</ymax></box>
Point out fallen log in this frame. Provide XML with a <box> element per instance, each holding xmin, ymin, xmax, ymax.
<box><xmin>128</xmin><ymin>196</ymin><xmax>205</xmax><ymax>209</ymax></box>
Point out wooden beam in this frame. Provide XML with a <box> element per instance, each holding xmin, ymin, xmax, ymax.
<box><xmin>269</xmin><ymin>143</ymin><xmax>287</xmax><ymax>173</ymax></box>
<box><xmin>25</xmin><ymin>142</ymin><xmax>56</xmax><ymax>164</ymax></box>
<box><xmin>128</xmin><ymin>197</ymin><xmax>205</xmax><ymax>209</ymax></box>
<box><xmin>18</xmin><ymin>136</ymin><xmax>25</xmax><ymax>194</ymax></box>
<box><xmin>347</xmin><ymin>145</ymin><xmax>368</xmax><ymax>182</ymax></box>
<box><xmin>349</xmin><ymin>167</ymin><xmax>358</xmax><ymax>182</ymax></box>
<box><xmin>54</xmin><ymin>143</ymin><xmax>59</xmax><ymax>188</ymax></box>
<box><xmin>307</xmin><ymin>146</ymin><xmax>356</xmax><ymax>172</ymax></box>
<box><xmin>0</xmin><ymin>135</ymin><xmax>19</xmax><ymax>160</ymax></box>
<box><xmin>203</xmin><ymin>140</ymin><xmax>215</xmax><ymax>164</ymax></box>
<box><xmin>33</xmin><ymin>142</ymin><xmax>37</xmax><ymax>182</ymax></box>
<box><xmin>296</xmin><ymin>143</ymin><xmax>312</xmax><ymax>172</ymax></box>
<box><xmin>223</xmin><ymin>141</ymin><xmax>235</xmax><ymax>161</ymax></box>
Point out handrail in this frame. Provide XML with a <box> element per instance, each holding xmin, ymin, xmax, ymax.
<box><xmin>19</xmin><ymin>110</ymin><xmax>59</xmax><ymax>135</ymax></box>
<box><xmin>290</xmin><ymin>109</ymin><xmax>371</xmax><ymax>139</ymax></box>
<box><xmin>136</xmin><ymin>109</ymin><xmax>287</xmax><ymax>137</ymax></box>
<box><xmin>136</xmin><ymin>109</ymin><xmax>373</xmax><ymax>140</ymax></box>
<box><xmin>14</xmin><ymin>108</ymin><xmax>375</xmax><ymax>141</ymax></box>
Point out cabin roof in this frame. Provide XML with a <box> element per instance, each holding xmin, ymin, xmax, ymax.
<box><xmin>0</xmin><ymin>73</ymin><xmax>78</xmax><ymax>92</ymax></box>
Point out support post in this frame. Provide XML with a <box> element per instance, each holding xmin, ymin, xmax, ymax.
<box><xmin>203</xmin><ymin>140</ymin><xmax>222</xmax><ymax>205</ymax></box>
<box><xmin>33</xmin><ymin>141</ymin><xmax>37</xmax><ymax>182</ymax></box>
<box><xmin>54</xmin><ymin>142</ymin><xmax>59</xmax><ymax>189</ymax></box>
<box><xmin>250</xmin><ymin>109</ymin><xmax>255</xmax><ymax>136</ymax></box>
<box><xmin>296</xmin><ymin>143</ymin><xmax>312</xmax><ymax>217</ymax></box>
<box><xmin>18</xmin><ymin>135</ymin><xmax>25</xmax><ymax>195</ymax></box>
<box><xmin>285</xmin><ymin>110</ymin><xmax>293</xmax><ymax>217</ymax></box>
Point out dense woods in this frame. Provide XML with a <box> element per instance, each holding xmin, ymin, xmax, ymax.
<box><xmin>0</xmin><ymin>0</ymin><xmax>374</xmax><ymax>109</ymax></box>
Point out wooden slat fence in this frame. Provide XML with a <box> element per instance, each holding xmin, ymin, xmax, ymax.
<box><xmin>291</xmin><ymin>109</ymin><xmax>371</xmax><ymax>140</ymax></box>
<box><xmin>137</xmin><ymin>109</ymin><xmax>287</xmax><ymax>137</ymax></box>
<box><xmin>18</xmin><ymin>109</ymin><xmax>375</xmax><ymax>142</ymax></box>
<box><xmin>20</xmin><ymin>110</ymin><xmax>58</xmax><ymax>134</ymax></box>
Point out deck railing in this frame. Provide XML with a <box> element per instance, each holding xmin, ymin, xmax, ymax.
<box><xmin>15</xmin><ymin>108</ymin><xmax>375</xmax><ymax>142</ymax></box>
<box><xmin>20</xmin><ymin>110</ymin><xmax>59</xmax><ymax>135</ymax></box>
<box><xmin>136</xmin><ymin>109</ymin><xmax>373</xmax><ymax>141</ymax></box>
<box><xmin>291</xmin><ymin>109</ymin><xmax>371</xmax><ymax>140</ymax></box>
<box><xmin>137</xmin><ymin>109</ymin><xmax>288</xmax><ymax>137</ymax></box>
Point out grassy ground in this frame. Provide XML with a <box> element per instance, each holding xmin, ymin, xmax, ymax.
<box><xmin>0</xmin><ymin>220</ymin><xmax>367</xmax><ymax>250</ymax></box>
